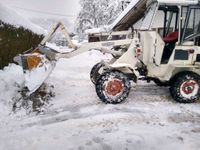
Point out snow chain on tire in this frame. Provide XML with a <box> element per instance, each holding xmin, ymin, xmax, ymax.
<box><xmin>95</xmin><ymin>71</ymin><xmax>131</xmax><ymax>104</ymax></box>
<box><xmin>90</xmin><ymin>62</ymin><xmax>104</xmax><ymax>84</ymax></box>
<box><xmin>170</xmin><ymin>72</ymin><xmax>200</xmax><ymax>103</ymax></box>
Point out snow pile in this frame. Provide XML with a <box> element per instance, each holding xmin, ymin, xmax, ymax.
<box><xmin>0</xmin><ymin>64</ymin><xmax>24</xmax><ymax>115</ymax></box>
<box><xmin>0</xmin><ymin>2</ymin><xmax>45</xmax><ymax>35</ymax></box>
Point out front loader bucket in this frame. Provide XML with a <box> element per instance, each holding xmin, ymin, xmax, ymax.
<box><xmin>12</xmin><ymin>22</ymin><xmax>78</xmax><ymax>95</ymax></box>
<box><xmin>14</xmin><ymin>46</ymin><xmax>57</xmax><ymax>95</ymax></box>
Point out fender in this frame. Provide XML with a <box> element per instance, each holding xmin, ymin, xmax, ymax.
<box><xmin>109</xmin><ymin>63</ymin><xmax>134</xmax><ymax>70</ymax></box>
<box><xmin>109</xmin><ymin>63</ymin><xmax>139</xmax><ymax>82</ymax></box>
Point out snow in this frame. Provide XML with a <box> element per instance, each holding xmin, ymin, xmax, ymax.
<box><xmin>0</xmin><ymin>2</ymin><xmax>45</xmax><ymax>35</ymax></box>
<box><xmin>84</xmin><ymin>0</ymin><xmax>141</xmax><ymax>34</ymax></box>
<box><xmin>157</xmin><ymin>0</ymin><xmax>198</xmax><ymax>5</ymax></box>
<box><xmin>1</xmin><ymin>49</ymin><xmax>200</xmax><ymax>149</ymax></box>
<box><xmin>1</xmin><ymin>0</ymin><xmax>200</xmax><ymax>148</ymax></box>
<box><xmin>45</xmin><ymin>42</ymin><xmax>75</xmax><ymax>53</ymax></box>
<box><xmin>85</xmin><ymin>26</ymin><xmax>110</xmax><ymax>34</ymax></box>
<box><xmin>109</xmin><ymin>0</ymin><xmax>140</xmax><ymax>30</ymax></box>
<box><xmin>0</xmin><ymin>64</ymin><xmax>24</xmax><ymax>116</ymax></box>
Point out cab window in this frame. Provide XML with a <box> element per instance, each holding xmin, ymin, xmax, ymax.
<box><xmin>182</xmin><ymin>7</ymin><xmax>200</xmax><ymax>45</ymax></box>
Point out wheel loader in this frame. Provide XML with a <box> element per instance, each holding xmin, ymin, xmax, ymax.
<box><xmin>14</xmin><ymin>0</ymin><xmax>200</xmax><ymax>104</ymax></box>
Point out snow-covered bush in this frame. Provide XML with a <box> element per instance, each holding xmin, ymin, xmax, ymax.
<box><xmin>0</xmin><ymin>2</ymin><xmax>45</xmax><ymax>69</ymax></box>
<box><xmin>0</xmin><ymin>21</ymin><xmax>44</xmax><ymax>69</ymax></box>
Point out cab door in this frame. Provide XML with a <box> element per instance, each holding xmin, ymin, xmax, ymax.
<box><xmin>181</xmin><ymin>6</ymin><xmax>200</xmax><ymax>46</ymax></box>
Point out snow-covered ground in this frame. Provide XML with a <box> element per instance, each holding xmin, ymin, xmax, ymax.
<box><xmin>0</xmin><ymin>50</ymin><xmax>200</xmax><ymax>150</ymax></box>
<box><xmin>1</xmin><ymin>0</ymin><xmax>200</xmax><ymax>149</ymax></box>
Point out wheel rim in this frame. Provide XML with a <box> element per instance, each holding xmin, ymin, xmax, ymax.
<box><xmin>104</xmin><ymin>79</ymin><xmax>124</xmax><ymax>98</ymax></box>
<box><xmin>180</xmin><ymin>80</ymin><xmax>199</xmax><ymax>99</ymax></box>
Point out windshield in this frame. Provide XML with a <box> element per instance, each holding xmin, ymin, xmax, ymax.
<box><xmin>140</xmin><ymin>2</ymin><xmax>158</xmax><ymax>30</ymax></box>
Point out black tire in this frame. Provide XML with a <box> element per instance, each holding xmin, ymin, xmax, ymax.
<box><xmin>96</xmin><ymin>71</ymin><xmax>131</xmax><ymax>104</ymax></box>
<box><xmin>170</xmin><ymin>72</ymin><xmax>200</xmax><ymax>103</ymax></box>
<box><xmin>90</xmin><ymin>62</ymin><xmax>104</xmax><ymax>84</ymax></box>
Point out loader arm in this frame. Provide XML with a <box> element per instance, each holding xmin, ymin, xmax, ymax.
<box><xmin>14</xmin><ymin>22</ymin><xmax>135</xmax><ymax>95</ymax></box>
<box><xmin>58</xmin><ymin>39</ymin><xmax>133</xmax><ymax>59</ymax></box>
<box><xmin>40</xmin><ymin>22</ymin><xmax>77</xmax><ymax>50</ymax></box>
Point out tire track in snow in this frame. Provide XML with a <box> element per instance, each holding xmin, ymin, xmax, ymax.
<box><xmin>19</xmin><ymin>101</ymin><xmax>200</xmax><ymax>130</ymax></box>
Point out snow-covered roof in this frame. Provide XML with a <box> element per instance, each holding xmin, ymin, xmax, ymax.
<box><xmin>0</xmin><ymin>2</ymin><xmax>45</xmax><ymax>35</ymax></box>
<box><xmin>110</xmin><ymin>0</ymin><xmax>147</xmax><ymax>31</ymax></box>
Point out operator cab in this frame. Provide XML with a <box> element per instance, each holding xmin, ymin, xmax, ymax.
<box><xmin>138</xmin><ymin>0</ymin><xmax>200</xmax><ymax>64</ymax></box>
<box><xmin>158</xmin><ymin>5</ymin><xmax>179</xmax><ymax>63</ymax></box>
